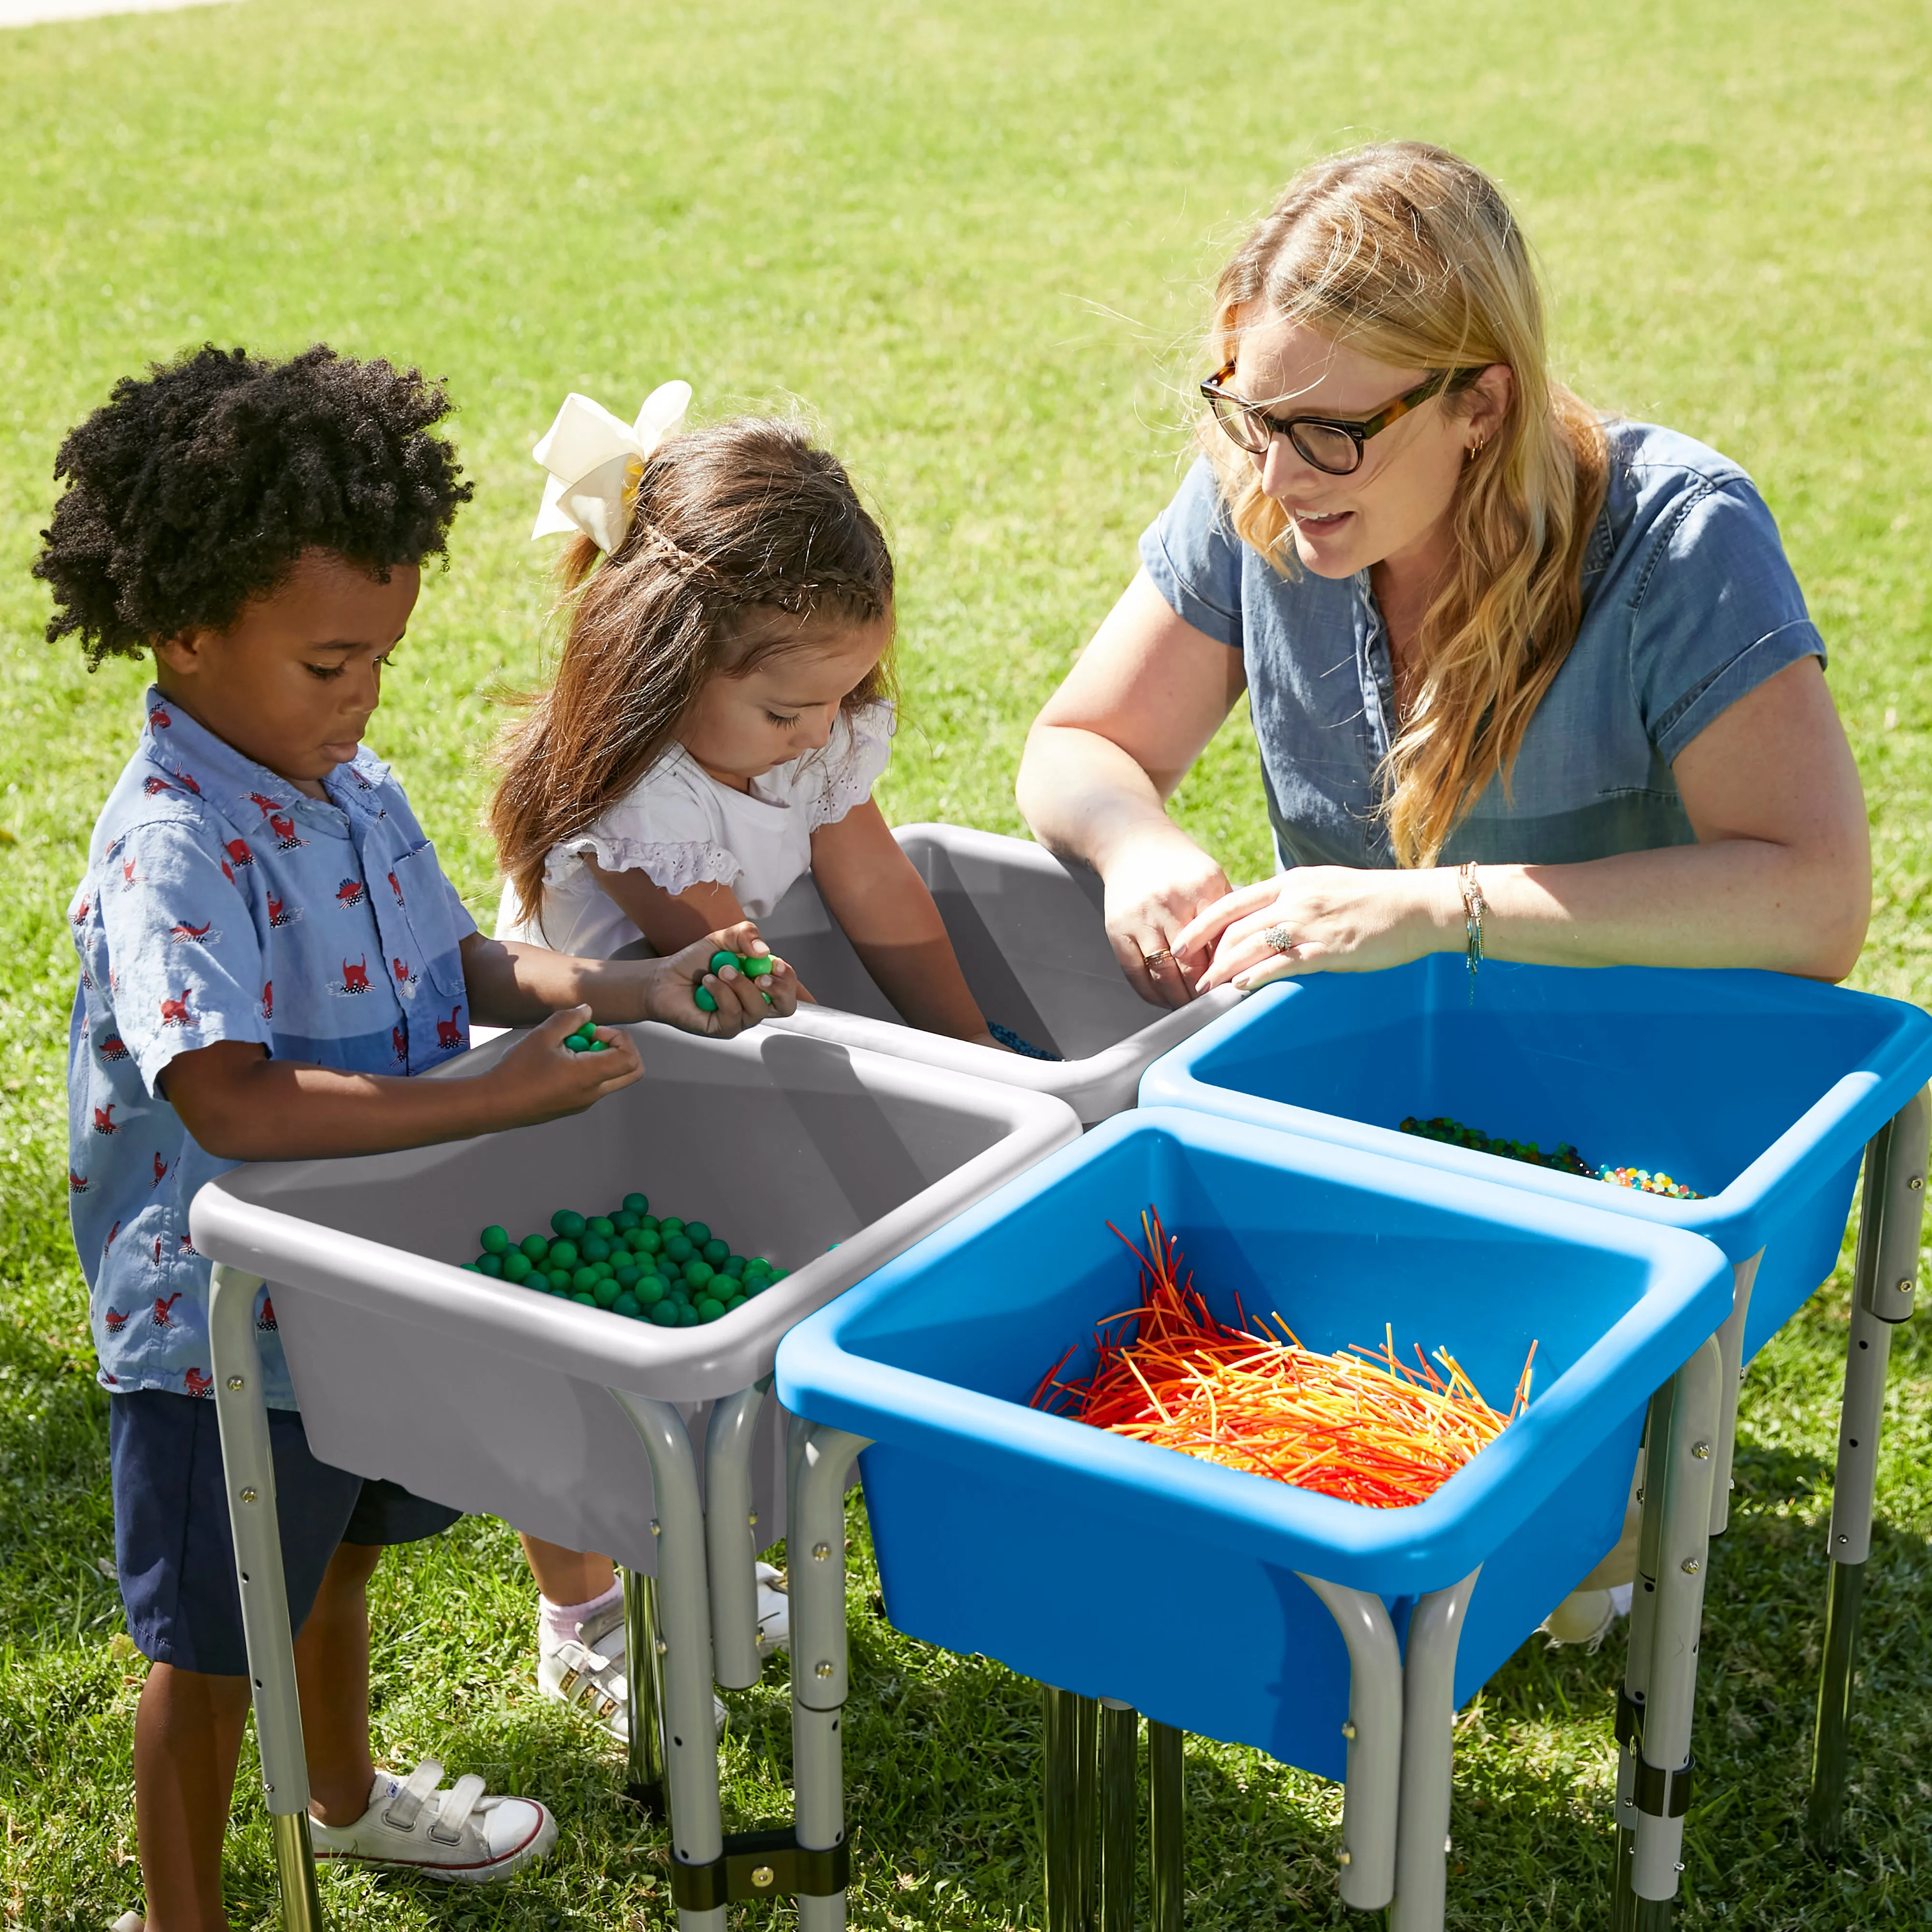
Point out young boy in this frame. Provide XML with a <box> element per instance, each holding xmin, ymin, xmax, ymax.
<box><xmin>37</xmin><ymin>344</ymin><xmax>794</xmax><ymax>1928</ymax></box>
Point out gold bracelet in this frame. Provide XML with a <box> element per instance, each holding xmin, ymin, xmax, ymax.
<box><xmin>1458</xmin><ymin>861</ymin><xmax>1487</xmax><ymax>979</ymax></box>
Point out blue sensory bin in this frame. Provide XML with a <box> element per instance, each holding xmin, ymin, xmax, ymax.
<box><xmin>775</xmin><ymin>1108</ymin><xmax>1731</xmax><ymax>1775</ymax></box>
<box><xmin>1140</xmin><ymin>959</ymin><xmax>1932</xmax><ymax>1360</ymax></box>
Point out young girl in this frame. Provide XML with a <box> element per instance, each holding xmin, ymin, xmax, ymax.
<box><xmin>488</xmin><ymin>391</ymin><xmax>1006</xmax><ymax>1733</ymax></box>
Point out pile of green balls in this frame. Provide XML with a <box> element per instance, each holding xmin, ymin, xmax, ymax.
<box><xmin>460</xmin><ymin>1192</ymin><xmax>788</xmax><ymax>1325</ymax></box>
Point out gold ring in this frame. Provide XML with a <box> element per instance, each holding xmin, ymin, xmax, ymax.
<box><xmin>1141</xmin><ymin>948</ymin><xmax>1173</xmax><ymax>966</ymax></box>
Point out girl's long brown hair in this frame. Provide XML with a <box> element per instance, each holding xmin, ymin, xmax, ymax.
<box><xmin>1205</xmin><ymin>142</ymin><xmax>1608</xmax><ymax>867</ymax></box>
<box><xmin>490</xmin><ymin>416</ymin><xmax>896</xmax><ymax>930</ymax></box>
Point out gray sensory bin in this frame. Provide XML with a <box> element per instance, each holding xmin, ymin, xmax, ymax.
<box><xmin>190</xmin><ymin>1020</ymin><xmax>1078</xmax><ymax>1568</ymax></box>
<box><xmin>760</xmin><ymin>823</ymin><xmax>1238</xmax><ymax>1122</ymax></box>
<box><xmin>190</xmin><ymin>1019</ymin><xmax>1079</xmax><ymax>1932</ymax></box>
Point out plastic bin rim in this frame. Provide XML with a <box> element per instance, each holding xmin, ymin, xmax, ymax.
<box><xmin>188</xmin><ymin>1027</ymin><xmax>1082</xmax><ymax>1401</ymax></box>
<box><xmin>1138</xmin><ymin>968</ymin><xmax>1932</xmax><ymax>1253</ymax></box>
<box><xmin>775</xmin><ymin>1106</ymin><xmax>1733</xmax><ymax>1592</ymax></box>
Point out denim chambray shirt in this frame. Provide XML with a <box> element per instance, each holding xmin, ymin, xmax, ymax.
<box><xmin>66</xmin><ymin>691</ymin><xmax>477</xmax><ymax>1409</ymax></box>
<box><xmin>1139</xmin><ymin>421</ymin><xmax>1826</xmax><ymax>870</ymax></box>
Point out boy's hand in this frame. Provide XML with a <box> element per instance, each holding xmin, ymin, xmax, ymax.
<box><xmin>640</xmin><ymin>925</ymin><xmax>800</xmax><ymax>1036</ymax></box>
<box><xmin>486</xmin><ymin>1006</ymin><xmax>644</xmax><ymax>1124</ymax></box>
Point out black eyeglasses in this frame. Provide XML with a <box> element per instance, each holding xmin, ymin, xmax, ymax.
<box><xmin>1200</xmin><ymin>363</ymin><xmax>1483</xmax><ymax>475</ymax></box>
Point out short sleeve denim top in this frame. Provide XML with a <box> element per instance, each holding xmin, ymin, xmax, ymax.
<box><xmin>67</xmin><ymin>690</ymin><xmax>477</xmax><ymax>1409</ymax></box>
<box><xmin>1138</xmin><ymin>422</ymin><xmax>1825</xmax><ymax>870</ymax></box>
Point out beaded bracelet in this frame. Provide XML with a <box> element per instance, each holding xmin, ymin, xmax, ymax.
<box><xmin>1458</xmin><ymin>861</ymin><xmax>1487</xmax><ymax>979</ymax></box>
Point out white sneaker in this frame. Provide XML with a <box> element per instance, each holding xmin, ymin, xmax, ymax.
<box><xmin>538</xmin><ymin>1592</ymin><xmax>729</xmax><ymax>1743</ymax></box>
<box><xmin>1541</xmin><ymin>1580</ymin><xmax>1635</xmax><ymax>1650</ymax></box>
<box><xmin>309</xmin><ymin>1762</ymin><xmax>556</xmax><ymax>1881</ymax></box>
<box><xmin>539</xmin><ymin>1594</ymin><xmax>631</xmax><ymax>1740</ymax></box>
<box><xmin>755</xmin><ymin>1561</ymin><xmax>789</xmax><ymax>1656</ymax></box>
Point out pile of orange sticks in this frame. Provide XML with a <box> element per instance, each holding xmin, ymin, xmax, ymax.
<box><xmin>1029</xmin><ymin>1209</ymin><xmax>1536</xmax><ymax>1509</ymax></box>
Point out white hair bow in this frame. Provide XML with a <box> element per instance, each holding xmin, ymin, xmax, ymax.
<box><xmin>529</xmin><ymin>380</ymin><xmax>693</xmax><ymax>553</ymax></box>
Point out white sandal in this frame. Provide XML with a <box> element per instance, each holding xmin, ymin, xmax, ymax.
<box><xmin>308</xmin><ymin>1761</ymin><xmax>557</xmax><ymax>1881</ymax></box>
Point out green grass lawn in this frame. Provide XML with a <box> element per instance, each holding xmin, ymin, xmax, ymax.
<box><xmin>3</xmin><ymin>0</ymin><xmax>1932</xmax><ymax>1925</ymax></box>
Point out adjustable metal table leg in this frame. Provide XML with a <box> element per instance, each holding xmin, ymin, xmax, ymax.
<box><xmin>704</xmin><ymin>1385</ymin><xmax>767</xmax><ymax>1691</ymax></box>
<box><xmin>622</xmin><ymin>1566</ymin><xmax>668</xmax><ymax>1815</ymax></box>
<box><xmin>610</xmin><ymin>1391</ymin><xmax>724</xmax><ymax>1932</ymax></box>
<box><xmin>1388</xmin><ymin>1569</ymin><xmax>1480</xmax><ymax>1932</ymax></box>
<box><xmin>1298</xmin><ymin>1572</ymin><xmax>1404</xmax><ymax>1913</ymax></box>
<box><xmin>209</xmin><ymin>1264</ymin><xmax>325</xmax><ymax>1932</ymax></box>
<box><xmin>1629</xmin><ymin>1339</ymin><xmax>1723</xmax><ymax>1927</ymax></box>
<box><xmin>790</xmin><ymin>1422</ymin><xmax>869</xmax><ymax>1932</ymax></box>
<box><xmin>1097</xmin><ymin>1699</ymin><xmax>1136</xmax><ymax>1932</ymax></box>
<box><xmin>1147</xmin><ymin>1719</ymin><xmax>1184</xmax><ymax>1932</ymax></box>
<box><xmin>1808</xmin><ymin>1087</ymin><xmax>1929</xmax><ymax>1852</ymax></box>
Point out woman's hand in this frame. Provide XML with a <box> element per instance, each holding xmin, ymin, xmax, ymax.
<box><xmin>1016</xmin><ymin>571</ymin><xmax>1249</xmax><ymax>1009</ymax></box>
<box><xmin>1101</xmin><ymin>827</ymin><xmax>1235</xmax><ymax>1009</ymax></box>
<box><xmin>635</xmin><ymin>924</ymin><xmax>800</xmax><ymax>1035</ymax></box>
<box><xmin>1181</xmin><ymin>867</ymin><xmax>1459</xmax><ymax>991</ymax></box>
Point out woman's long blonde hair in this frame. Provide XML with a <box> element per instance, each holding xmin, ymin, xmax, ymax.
<box><xmin>1206</xmin><ymin>141</ymin><xmax>1607</xmax><ymax>867</ymax></box>
<box><xmin>489</xmin><ymin>417</ymin><xmax>896</xmax><ymax>930</ymax></box>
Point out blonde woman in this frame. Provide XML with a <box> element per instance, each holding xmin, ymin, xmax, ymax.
<box><xmin>1018</xmin><ymin>141</ymin><xmax>1868</xmax><ymax>1009</ymax></box>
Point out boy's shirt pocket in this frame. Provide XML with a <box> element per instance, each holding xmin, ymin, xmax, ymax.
<box><xmin>366</xmin><ymin>834</ymin><xmax>474</xmax><ymax>1066</ymax></box>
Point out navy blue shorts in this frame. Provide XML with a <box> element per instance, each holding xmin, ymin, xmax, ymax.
<box><xmin>109</xmin><ymin>1389</ymin><xmax>462</xmax><ymax>1677</ymax></box>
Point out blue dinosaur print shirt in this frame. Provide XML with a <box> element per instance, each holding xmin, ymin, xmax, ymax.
<box><xmin>66</xmin><ymin>689</ymin><xmax>477</xmax><ymax>1409</ymax></box>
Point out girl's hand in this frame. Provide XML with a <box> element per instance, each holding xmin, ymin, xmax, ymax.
<box><xmin>639</xmin><ymin>925</ymin><xmax>800</xmax><ymax>1035</ymax></box>
<box><xmin>1182</xmin><ymin>867</ymin><xmax>1459</xmax><ymax>991</ymax></box>
<box><xmin>1099</xmin><ymin>827</ymin><xmax>1234</xmax><ymax>1009</ymax></box>
<box><xmin>486</xmin><ymin>1006</ymin><xmax>645</xmax><ymax>1123</ymax></box>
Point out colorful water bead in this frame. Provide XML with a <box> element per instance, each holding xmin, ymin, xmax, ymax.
<box><xmin>1398</xmin><ymin>1115</ymin><xmax>1703</xmax><ymax>1200</ymax></box>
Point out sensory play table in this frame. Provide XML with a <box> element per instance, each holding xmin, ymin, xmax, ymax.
<box><xmin>1138</xmin><ymin>957</ymin><xmax>1932</xmax><ymax>1922</ymax></box>
<box><xmin>188</xmin><ymin>1020</ymin><xmax>1079</xmax><ymax>1932</ymax></box>
<box><xmin>756</xmin><ymin>824</ymin><xmax>1239</xmax><ymax>1123</ymax></box>
<box><xmin>776</xmin><ymin>1106</ymin><xmax>1741</xmax><ymax>1932</ymax></box>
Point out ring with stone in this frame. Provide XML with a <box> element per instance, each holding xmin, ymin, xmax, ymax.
<box><xmin>1263</xmin><ymin>923</ymin><xmax>1294</xmax><ymax>955</ymax></box>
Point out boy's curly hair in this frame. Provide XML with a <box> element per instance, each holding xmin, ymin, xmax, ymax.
<box><xmin>34</xmin><ymin>343</ymin><xmax>475</xmax><ymax>666</ymax></box>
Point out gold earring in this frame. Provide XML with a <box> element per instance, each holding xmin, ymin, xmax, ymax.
<box><xmin>1467</xmin><ymin>438</ymin><xmax>1486</xmax><ymax>461</ymax></box>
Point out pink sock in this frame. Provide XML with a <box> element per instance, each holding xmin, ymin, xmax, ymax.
<box><xmin>539</xmin><ymin>1578</ymin><xmax>622</xmax><ymax>1649</ymax></box>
